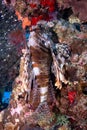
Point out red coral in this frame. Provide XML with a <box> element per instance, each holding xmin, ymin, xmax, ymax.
<box><xmin>40</xmin><ymin>0</ymin><xmax>47</xmax><ymax>6</ymax></box>
<box><xmin>68</xmin><ymin>91</ymin><xmax>76</xmax><ymax>104</ymax></box>
<box><xmin>40</xmin><ymin>0</ymin><xmax>56</xmax><ymax>12</ymax></box>
<box><xmin>12</xmin><ymin>0</ymin><xmax>56</xmax><ymax>28</ymax></box>
<box><xmin>30</xmin><ymin>0</ymin><xmax>56</xmax><ymax>25</ymax></box>
<box><xmin>31</xmin><ymin>14</ymin><xmax>51</xmax><ymax>25</ymax></box>
<box><xmin>31</xmin><ymin>15</ymin><xmax>43</xmax><ymax>25</ymax></box>
<box><xmin>29</xmin><ymin>3</ymin><xmax>37</xmax><ymax>8</ymax></box>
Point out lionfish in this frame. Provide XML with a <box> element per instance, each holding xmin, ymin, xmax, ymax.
<box><xmin>2</xmin><ymin>21</ymin><xmax>71</xmax><ymax>118</ymax></box>
<box><xmin>25</xmin><ymin>21</ymin><xmax>70</xmax><ymax>111</ymax></box>
<box><xmin>0</xmin><ymin>19</ymin><xmax>71</xmax><ymax>129</ymax></box>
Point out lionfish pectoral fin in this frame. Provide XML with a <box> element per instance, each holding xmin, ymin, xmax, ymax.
<box><xmin>26</xmin><ymin>71</ymin><xmax>34</xmax><ymax>101</ymax></box>
<box><xmin>55</xmin><ymin>79</ymin><xmax>62</xmax><ymax>89</ymax></box>
<box><xmin>59</xmin><ymin>71</ymin><xmax>68</xmax><ymax>84</ymax></box>
<box><xmin>32</xmin><ymin>77</ymin><xmax>39</xmax><ymax>105</ymax></box>
<box><xmin>35</xmin><ymin>101</ymin><xmax>51</xmax><ymax>115</ymax></box>
<box><xmin>55</xmin><ymin>71</ymin><xmax>68</xmax><ymax>89</ymax></box>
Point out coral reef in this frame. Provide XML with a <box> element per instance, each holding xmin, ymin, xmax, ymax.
<box><xmin>0</xmin><ymin>0</ymin><xmax>87</xmax><ymax>130</ymax></box>
<box><xmin>4</xmin><ymin>0</ymin><xmax>57</xmax><ymax>28</ymax></box>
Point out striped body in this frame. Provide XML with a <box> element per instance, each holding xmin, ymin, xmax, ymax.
<box><xmin>28</xmin><ymin>31</ymin><xmax>52</xmax><ymax>103</ymax></box>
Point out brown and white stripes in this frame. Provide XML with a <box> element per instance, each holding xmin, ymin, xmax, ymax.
<box><xmin>28</xmin><ymin>31</ymin><xmax>52</xmax><ymax>103</ymax></box>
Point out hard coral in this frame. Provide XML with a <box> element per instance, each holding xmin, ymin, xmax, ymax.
<box><xmin>57</xmin><ymin>0</ymin><xmax>87</xmax><ymax>23</ymax></box>
<box><xmin>70</xmin><ymin>0</ymin><xmax>87</xmax><ymax>23</ymax></box>
<box><xmin>53</xmin><ymin>19</ymin><xmax>79</xmax><ymax>44</ymax></box>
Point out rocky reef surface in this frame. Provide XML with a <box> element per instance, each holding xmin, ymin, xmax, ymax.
<box><xmin>0</xmin><ymin>0</ymin><xmax>87</xmax><ymax>130</ymax></box>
